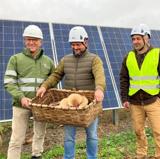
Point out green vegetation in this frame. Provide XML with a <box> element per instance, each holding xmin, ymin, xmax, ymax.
<box><xmin>0</xmin><ymin>128</ymin><xmax>155</xmax><ymax>159</ymax></box>
<box><xmin>0</xmin><ymin>154</ymin><xmax>6</xmax><ymax>159</ymax></box>
<box><xmin>0</xmin><ymin>122</ymin><xmax>11</xmax><ymax>134</ymax></box>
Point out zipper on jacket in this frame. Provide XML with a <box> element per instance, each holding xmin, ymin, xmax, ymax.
<box><xmin>74</xmin><ymin>58</ymin><xmax>79</xmax><ymax>89</ymax></box>
<box><xmin>34</xmin><ymin>59</ymin><xmax>38</xmax><ymax>92</ymax></box>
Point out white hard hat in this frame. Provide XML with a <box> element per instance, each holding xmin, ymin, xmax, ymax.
<box><xmin>23</xmin><ymin>25</ymin><xmax>43</xmax><ymax>39</ymax></box>
<box><xmin>131</xmin><ymin>24</ymin><xmax>151</xmax><ymax>38</ymax></box>
<box><xmin>68</xmin><ymin>26</ymin><xmax>88</xmax><ymax>42</ymax></box>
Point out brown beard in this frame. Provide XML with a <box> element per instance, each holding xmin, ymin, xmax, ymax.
<box><xmin>72</xmin><ymin>48</ymin><xmax>87</xmax><ymax>57</ymax></box>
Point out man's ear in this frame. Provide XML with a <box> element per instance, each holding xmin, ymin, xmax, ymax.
<box><xmin>83</xmin><ymin>39</ymin><xmax>88</xmax><ymax>47</ymax></box>
<box><xmin>143</xmin><ymin>35</ymin><xmax>150</xmax><ymax>45</ymax></box>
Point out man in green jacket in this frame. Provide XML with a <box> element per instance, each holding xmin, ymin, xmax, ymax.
<box><xmin>36</xmin><ymin>26</ymin><xmax>106</xmax><ymax>159</ymax></box>
<box><xmin>4</xmin><ymin>25</ymin><xmax>55</xmax><ymax>159</ymax></box>
<box><xmin>120</xmin><ymin>24</ymin><xmax>160</xmax><ymax>159</ymax></box>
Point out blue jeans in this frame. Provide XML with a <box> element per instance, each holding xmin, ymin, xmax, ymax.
<box><xmin>64</xmin><ymin>118</ymin><xmax>98</xmax><ymax>159</ymax></box>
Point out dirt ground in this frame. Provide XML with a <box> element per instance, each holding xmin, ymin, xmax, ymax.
<box><xmin>0</xmin><ymin>110</ymin><xmax>132</xmax><ymax>155</ymax></box>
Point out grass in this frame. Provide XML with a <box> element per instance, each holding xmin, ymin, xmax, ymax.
<box><xmin>0</xmin><ymin>122</ymin><xmax>11</xmax><ymax>134</ymax></box>
<box><xmin>0</xmin><ymin>154</ymin><xmax>6</xmax><ymax>159</ymax></box>
<box><xmin>105</xmin><ymin>128</ymin><xmax>155</xmax><ymax>159</ymax></box>
<box><xmin>0</xmin><ymin>127</ymin><xmax>155</xmax><ymax>159</ymax></box>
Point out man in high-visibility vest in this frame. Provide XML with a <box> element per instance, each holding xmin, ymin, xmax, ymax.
<box><xmin>120</xmin><ymin>24</ymin><xmax>160</xmax><ymax>159</ymax></box>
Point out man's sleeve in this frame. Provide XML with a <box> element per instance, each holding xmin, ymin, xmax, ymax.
<box><xmin>4</xmin><ymin>56</ymin><xmax>25</xmax><ymax>101</ymax></box>
<box><xmin>119</xmin><ymin>55</ymin><xmax>129</xmax><ymax>103</ymax></box>
<box><xmin>92</xmin><ymin>56</ymin><xmax>106</xmax><ymax>92</ymax></box>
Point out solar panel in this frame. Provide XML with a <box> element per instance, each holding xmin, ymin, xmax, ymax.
<box><xmin>100</xmin><ymin>27</ymin><xmax>132</xmax><ymax>94</ymax></box>
<box><xmin>1</xmin><ymin>20</ymin><xmax>160</xmax><ymax>121</ymax></box>
<box><xmin>52</xmin><ymin>23</ymin><xmax>119</xmax><ymax>109</ymax></box>
<box><xmin>150</xmin><ymin>30</ymin><xmax>160</xmax><ymax>47</ymax></box>
<box><xmin>0</xmin><ymin>20</ymin><xmax>53</xmax><ymax>121</ymax></box>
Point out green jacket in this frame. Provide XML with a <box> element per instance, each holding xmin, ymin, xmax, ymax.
<box><xmin>4</xmin><ymin>48</ymin><xmax>55</xmax><ymax>107</ymax></box>
<box><xmin>41</xmin><ymin>51</ymin><xmax>106</xmax><ymax>92</ymax></box>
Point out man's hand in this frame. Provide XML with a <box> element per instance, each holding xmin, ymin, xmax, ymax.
<box><xmin>21</xmin><ymin>97</ymin><xmax>31</xmax><ymax>109</ymax></box>
<box><xmin>36</xmin><ymin>87</ymin><xmax>47</xmax><ymax>97</ymax></box>
<box><xmin>94</xmin><ymin>89</ymin><xmax>104</xmax><ymax>102</ymax></box>
<box><xmin>123</xmin><ymin>101</ymin><xmax>130</xmax><ymax>109</ymax></box>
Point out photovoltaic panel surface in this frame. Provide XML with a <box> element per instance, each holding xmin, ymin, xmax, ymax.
<box><xmin>100</xmin><ymin>27</ymin><xmax>132</xmax><ymax>93</ymax></box>
<box><xmin>0</xmin><ymin>20</ymin><xmax>53</xmax><ymax>121</ymax></box>
<box><xmin>2</xmin><ymin>20</ymin><xmax>160</xmax><ymax>121</ymax></box>
<box><xmin>150</xmin><ymin>30</ymin><xmax>160</xmax><ymax>47</ymax></box>
<box><xmin>52</xmin><ymin>23</ymin><xmax>119</xmax><ymax>109</ymax></box>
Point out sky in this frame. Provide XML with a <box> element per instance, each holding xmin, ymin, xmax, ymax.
<box><xmin>0</xmin><ymin>0</ymin><xmax>160</xmax><ymax>30</ymax></box>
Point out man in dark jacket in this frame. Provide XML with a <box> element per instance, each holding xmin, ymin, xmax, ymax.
<box><xmin>120</xmin><ymin>24</ymin><xmax>160</xmax><ymax>159</ymax></box>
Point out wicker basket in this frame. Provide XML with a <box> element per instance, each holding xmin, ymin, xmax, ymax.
<box><xmin>30</xmin><ymin>88</ymin><xmax>102</xmax><ymax>127</ymax></box>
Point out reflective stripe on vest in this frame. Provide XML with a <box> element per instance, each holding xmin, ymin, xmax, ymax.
<box><xmin>18</xmin><ymin>78</ymin><xmax>45</xmax><ymax>83</ymax></box>
<box><xmin>130</xmin><ymin>76</ymin><xmax>160</xmax><ymax>80</ymax></box>
<box><xmin>5</xmin><ymin>70</ymin><xmax>17</xmax><ymax>76</ymax></box>
<box><xmin>4</xmin><ymin>78</ymin><xmax>45</xmax><ymax>84</ymax></box>
<box><xmin>4</xmin><ymin>78</ymin><xmax>17</xmax><ymax>84</ymax></box>
<box><xmin>20</xmin><ymin>86</ymin><xmax>35</xmax><ymax>92</ymax></box>
<box><xmin>126</xmin><ymin>48</ymin><xmax>160</xmax><ymax>96</ymax></box>
<box><xmin>130</xmin><ymin>84</ymin><xmax>160</xmax><ymax>89</ymax></box>
<box><xmin>18</xmin><ymin>78</ymin><xmax>45</xmax><ymax>92</ymax></box>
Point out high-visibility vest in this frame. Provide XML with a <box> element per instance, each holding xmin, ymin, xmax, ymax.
<box><xmin>126</xmin><ymin>48</ymin><xmax>160</xmax><ymax>96</ymax></box>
